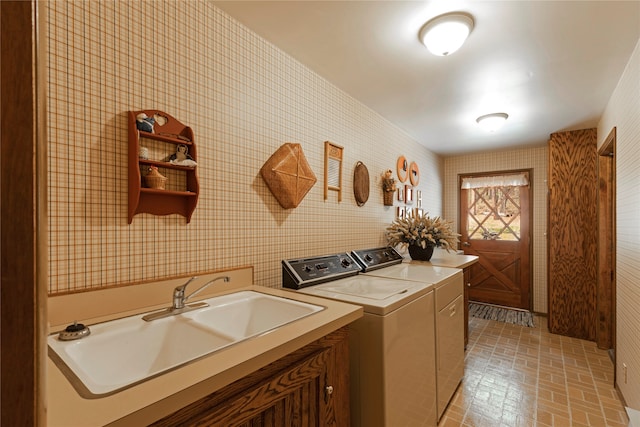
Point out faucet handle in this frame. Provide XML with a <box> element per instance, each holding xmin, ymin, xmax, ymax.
<box><xmin>175</xmin><ymin>276</ymin><xmax>198</xmax><ymax>292</ymax></box>
<box><xmin>172</xmin><ymin>276</ymin><xmax>197</xmax><ymax>309</ymax></box>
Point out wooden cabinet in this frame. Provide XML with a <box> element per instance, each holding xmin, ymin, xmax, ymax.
<box><xmin>547</xmin><ymin>129</ymin><xmax>597</xmax><ymax>341</ymax></box>
<box><xmin>151</xmin><ymin>327</ymin><xmax>350</xmax><ymax>427</ymax></box>
<box><xmin>128</xmin><ymin>110</ymin><xmax>199</xmax><ymax>223</ymax></box>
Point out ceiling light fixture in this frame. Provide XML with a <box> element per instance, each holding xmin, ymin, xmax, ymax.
<box><xmin>476</xmin><ymin>113</ymin><xmax>509</xmax><ymax>132</ymax></box>
<box><xmin>419</xmin><ymin>12</ymin><xmax>474</xmax><ymax>56</ymax></box>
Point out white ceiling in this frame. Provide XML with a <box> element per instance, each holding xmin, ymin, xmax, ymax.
<box><xmin>214</xmin><ymin>1</ymin><xmax>640</xmax><ymax>156</ymax></box>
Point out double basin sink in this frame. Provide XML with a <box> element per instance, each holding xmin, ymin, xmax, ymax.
<box><xmin>48</xmin><ymin>291</ymin><xmax>324</xmax><ymax>397</ymax></box>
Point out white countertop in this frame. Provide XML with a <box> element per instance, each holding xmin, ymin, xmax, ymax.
<box><xmin>405</xmin><ymin>247</ymin><xmax>479</xmax><ymax>269</ymax></box>
<box><xmin>46</xmin><ymin>269</ymin><xmax>362</xmax><ymax>426</ymax></box>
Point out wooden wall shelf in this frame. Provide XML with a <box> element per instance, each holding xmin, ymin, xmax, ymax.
<box><xmin>128</xmin><ymin>110</ymin><xmax>199</xmax><ymax>223</ymax></box>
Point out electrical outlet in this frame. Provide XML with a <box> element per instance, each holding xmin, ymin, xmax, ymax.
<box><xmin>623</xmin><ymin>363</ymin><xmax>628</xmax><ymax>384</ymax></box>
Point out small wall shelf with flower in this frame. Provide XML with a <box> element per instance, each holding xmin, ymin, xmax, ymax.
<box><xmin>128</xmin><ymin>110</ymin><xmax>199</xmax><ymax>224</ymax></box>
<box><xmin>386</xmin><ymin>214</ymin><xmax>460</xmax><ymax>261</ymax></box>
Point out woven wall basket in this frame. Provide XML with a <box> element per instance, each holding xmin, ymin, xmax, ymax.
<box><xmin>260</xmin><ymin>143</ymin><xmax>317</xmax><ymax>209</ymax></box>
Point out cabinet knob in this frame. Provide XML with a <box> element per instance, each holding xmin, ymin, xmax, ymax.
<box><xmin>325</xmin><ymin>385</ymin><xmax>334</xmax><ymax>396</ymax></box>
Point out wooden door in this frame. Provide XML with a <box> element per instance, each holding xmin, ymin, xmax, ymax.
<box><xmin>548</xmin><ymin>129</ymin><xmax>597</xmax><ymax>341</ymax></box>
<box><xmin>459</xmin><ymin>171</ymin><xmax>531</xmax><ymax>310</ymax></box>
<box><xmin>597</xmin><ymin>129</ymin><xmax>616</xmax><ymax>352</ymax></box>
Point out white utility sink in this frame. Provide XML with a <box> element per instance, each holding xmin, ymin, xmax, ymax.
<box><xmin>48</xmin><ymin>291</ymin><xmax>324</xmax><ymax>397</ymax></box>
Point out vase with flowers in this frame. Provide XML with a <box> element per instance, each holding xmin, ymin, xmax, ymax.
<box><xmin>385</xmin><ymin>213</ymin><xmax>460</xmax><ymax>261</ymax></box>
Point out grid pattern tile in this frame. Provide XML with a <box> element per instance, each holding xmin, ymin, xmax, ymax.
<box><xmin>45</xmin><ymin>1</ymin><xmax>442</xmax><ymax>294</ymax></box>
<box><xmin>440</xmin><ymin>316</ymin><xmax>628</xmax><ymax>427</ymax></box>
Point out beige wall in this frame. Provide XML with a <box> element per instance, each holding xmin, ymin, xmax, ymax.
<box><xmin>598</xmin><ymin>37</ymin><xmax>640</xmax><ymax>409</ymax></box>
<box><xmin>443</xmin><ymin>146</ymin><xmax>548</xmax><ymax>313</ymax></box>
<box><xmin>45</xmin><ymin>2</ymin><xmax>442</xmax><ymax>294</ymax></box>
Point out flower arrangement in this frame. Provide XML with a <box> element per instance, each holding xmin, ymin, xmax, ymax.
<box><xmin>386</xmin><ymin>214</ymin><xmax>460</xmax><ymax>252</ymax></box>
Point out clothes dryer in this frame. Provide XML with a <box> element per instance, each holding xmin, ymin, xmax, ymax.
<box><xmin>352</xmin><ymin>247</ymin><xmax>465</xmax><ymax>420</ymax></box>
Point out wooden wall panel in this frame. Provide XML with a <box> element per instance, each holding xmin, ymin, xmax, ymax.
<box><xmin>548</xmin><ymin>129</ymin><xmax>598</xmax><ymax>341</ymax></box>
<box><xmin>1</xmin><ymin>1</ymin><xmax>46</xmax><ymax>425</ymax></box>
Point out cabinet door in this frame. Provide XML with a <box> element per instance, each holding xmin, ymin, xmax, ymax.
<box><xmin>151</xmin><ymin>327</ymin><xmax>350</xmax><ymax>427</ymax></box>
<box><xmin>200</xmin><ymin>348</ymin><xmax>331</xmax><ymax>426</ymax></box>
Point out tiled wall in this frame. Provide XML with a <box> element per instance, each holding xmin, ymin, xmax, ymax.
<box><xmin>443</xmin><ymin>146</ymin><xmax>548</xmax><ymax>313</ymax></box>
<box><xmin>45</xmin><ymin>1</ymin><xmax>442</xmax><ymax>294</ymax></box>
<box><xmin>598</xmin><ymin>38</ymin><xmax>640</xmax><ymax>409</ymax></box>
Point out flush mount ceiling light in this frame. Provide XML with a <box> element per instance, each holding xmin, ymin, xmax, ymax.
<box><xmin>476</xmin><ymin>113</ymin><xmax>509</xmax><ymax>132</ymax></box>
<box><xmin>419</xmin><ymin>12</ymin><xmax>474</xmax><ymax>56</ymax></box>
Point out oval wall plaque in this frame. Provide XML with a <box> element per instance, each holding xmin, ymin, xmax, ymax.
<box><xmin>409</xmin><ymin>161</ymin><xmax>420</xmax><ymax>186</ymax></box>
<box><xmin>353</xmin><ymin>161</ymin><xmax>370</xmax><ymax>206</ymax></box>
<box><xmin>396</xmin><ymin>155</ymin><xmax>408</xmax><ymax>183</ymax></box>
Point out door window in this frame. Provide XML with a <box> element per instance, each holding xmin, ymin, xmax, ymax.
<box><xmin>466</xmin><ymin>186</ymin><xmax>522</xmax><ymax>241</ymax></box>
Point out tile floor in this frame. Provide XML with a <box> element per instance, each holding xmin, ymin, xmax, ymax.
<box><xmin>439</xmin><ymin>315</ymin><xmax>629</xmax><ymax>426</ymax></box>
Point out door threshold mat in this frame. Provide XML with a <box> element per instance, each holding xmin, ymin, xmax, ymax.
<box><xmin>469</xmin><ymin>302</ymin><xmax>535</xmax><ymax>328</ymax></box>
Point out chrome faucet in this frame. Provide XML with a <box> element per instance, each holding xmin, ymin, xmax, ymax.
<box><xmin>143</xmin><ymin>275</ymin><xmax>231</xmax><ymax>321</ymax></box>
<box><xmin>173</xmin><ymin>275</ymin><xmax>230</xmax><ymax>309</ymax></box>
<box><xmin>172</xmin><ymin>276</ymin><xmax>198</xmax><ymax>310</ymax></box>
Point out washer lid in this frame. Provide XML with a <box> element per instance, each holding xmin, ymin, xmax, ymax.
<box><xmin>296</xmin><ymin>275</ymin><xmax>432</xmax><ymax>315</ymax></box>
<box><xmin>320</xmin><ymin>279</ymin><xmax>414</xmax><ymax>300</ymax></box>
<box><xmin>362</xmin><ymin>263</ymin><xmax>461</xmax><ymax>285</ymax></box>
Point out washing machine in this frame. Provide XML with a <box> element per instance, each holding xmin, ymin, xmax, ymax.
<box><xmin>283</xmin><ymin>252</ymin><xmax>437</xmax><ymax>427</ymax></box>
<box><xmin>351</xmin><ymin>247</ymin><xmax>465</xmax><ymax>421</ymax></box>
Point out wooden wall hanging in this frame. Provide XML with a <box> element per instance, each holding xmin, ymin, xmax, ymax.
<box><xmin>260</xmin><ymin>143</ymin><xmax>317</xmax><ymax>209</ymax></box>
<box><xmin>324</xmin><ymin>141</ymin><xmax>343</xmax><ymax>202</ymax></box>
<box><xmin>396</xmin><ymin>155</ymin><xmax>408</xmax><ymax>183</ymax></box>
<box><xmin>128</xmin><ymin>110</ymin><xmax>199</xmax><ymax>223</ymax></box>
<box><xmin>353</xmin><ymin>161</ymin><xmax>370</xmax><ymax>206</ymax></box>
<box><xmin>409</xmin><ymin>161</ymin><xmax>420</xmax><ymax>186</ymax></box>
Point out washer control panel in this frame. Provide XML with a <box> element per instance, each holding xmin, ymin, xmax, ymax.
<box><xmin>282</xmin><ymin>253</ymin><xmax>360</xmax><ymax>289</ymax></box>
<box><xmin>351</xmin><ymin>247</ymin><xmax>404</xmax><ymax>272</ymax></box>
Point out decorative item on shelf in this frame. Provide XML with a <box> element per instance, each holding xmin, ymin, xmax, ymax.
<box><xmin>396</xmin><ymin>155</ymin><xmax>408</xmax><ymax>183</ymax></box>
<box><xmin>409</xmin><ymin>161</ymin><xmax>420</xmax><ymax>186</ymax></box>
<box><xmin>168</xmin><ymin>144</ymin><xmax>197</xmax><ymax>167</ymax></box>
<box><xmin>381</xmin><ymin>169</ymin><xmax>396</xmax><ymax>206</ymax></box>
<box><xmin>139</xmin><ymin>146</ymin><xmax>150</xmax><ymax>160</ymax></box>
<box><xmin>260</xmin><ymin>143</ymin><xmax>317</xmax><ymax>209</ymax></box>
<box><xmin>353</xmin><ymin>161</ymin><xmax>370</xmax><ymax>206</ymax></box>
<box><xmin>144</xmin><ymin>165</ymin><xmax>167</xmax><ymax>190</ymax></box>
<box><xmin>135</xmin><ymin>113</ymin><xmax>155</xmax><ymax>133</ymax></box>
<box><xmin>386</xmin><ymin>214</ymin><xmax>460</xmax><ymax>261</ymax></box>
